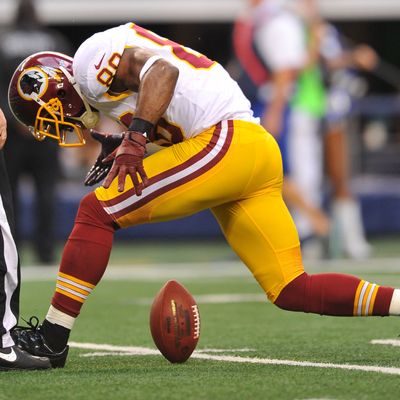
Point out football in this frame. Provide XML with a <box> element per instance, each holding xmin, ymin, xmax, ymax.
<box><xmin>150</xmin><ymin>280</ymin><xmax>200</xmax><ymax>363</ymax></box>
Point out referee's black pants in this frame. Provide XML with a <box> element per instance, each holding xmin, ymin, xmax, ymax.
<box><xmin>0</xmin><ymin>150</ymin><xmax>20</xmax><ymax>348</ymax></box>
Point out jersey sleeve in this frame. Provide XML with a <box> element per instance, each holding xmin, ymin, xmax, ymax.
<box><xmin>73</xmin><ymin>24</ymin><xmax>129</xmax><ymax>102</ymax></box>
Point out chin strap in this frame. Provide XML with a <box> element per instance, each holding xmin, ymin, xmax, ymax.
<box><xmin>59</xmin><ymin>66</ymin><xmax>99</xmax><ymax>129</ymax></box>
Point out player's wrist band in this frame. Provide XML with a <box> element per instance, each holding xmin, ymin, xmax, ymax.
<box><xmin>128</xmin><ymin>118</ymin><xmax>154</xmax><ymax>138</ymax></box>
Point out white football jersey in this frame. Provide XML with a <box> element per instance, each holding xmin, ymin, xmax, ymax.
<box><xmin>73</xmin><ymin>23</ymin><xmax>257</xmax><ymax>144</ymax></box>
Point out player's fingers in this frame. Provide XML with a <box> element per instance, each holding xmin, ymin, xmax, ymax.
<box><xmin>137</xmin><ymin>165</ymin><xmax>149</xmax><ymax>187</ymax></box>
<box><xmin>84</xmin><ymin>163</ymin><xmax>99</xmax><ymax>186</ymax></box>
<box><xmin>103</xmin><ymin>165</ymin><xmax>118</xmax><ymax>188</ymax></box>
<box><xmin>97</xmin><ymin>166</ymin><xmax>110</xmax><ymax>183</ymax></box>
<box><xmin>85</xmin><ymin>165</ymin><xmax>110</xmax><ymax>186</ymax></box>
<box><xmin>135</xmin><ymin>183</ymin><xmax>143</xmax><ymax>196</ymax></box>
<box><xmin>117</xmin><ymin>166</ymin><xmax>128</xmax><ymax>192</ymax></box>
<box><xmin>129</xmin><ymin>169</ymin><xmax>142</xmax><ymax>196</ymax></box>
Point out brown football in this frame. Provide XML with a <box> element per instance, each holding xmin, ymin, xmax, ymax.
<box><xmin>150</xmin><ymin>280</ymin><xmax>200</xmax><ymax>363</ymax></box>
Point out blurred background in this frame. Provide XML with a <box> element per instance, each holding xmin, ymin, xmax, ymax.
<box><xmin>0</xmin><ymin>0</ymin><xmax>399</xmax><ymax>264</ymax></box>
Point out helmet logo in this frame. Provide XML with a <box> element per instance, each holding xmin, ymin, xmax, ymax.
<box><xmin>17</xmin><ymin>67</ymin><xmax>49</xmax><ymax>101</ymax></box>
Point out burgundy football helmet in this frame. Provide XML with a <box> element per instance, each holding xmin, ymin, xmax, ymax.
<box><xmin>8</xmin><ymin>51</ymin><xmax>99</xmax><ymax>147</ymax></box>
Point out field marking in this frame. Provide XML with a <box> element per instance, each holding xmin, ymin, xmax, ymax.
<box><xmin>196</xmin><ymin>348</ymin><xmax>255</xmax><ymax>353</ymax></box>
<box><xmin>371</xmin><ymin>339</ymin><xmax>400</xmax><ymax>347</ymax></box>
<box><xmin>69</xmin><ymin>342</ymin><xmax>400</xmax><ymax>376</ymax></box>
<box><xmin>21</xmin><ymin>257</ymin><xmax>400</xmax><ymax>281</ymax></box>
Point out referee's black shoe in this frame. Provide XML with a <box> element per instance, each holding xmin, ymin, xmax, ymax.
<box><xmin>0</xmin><ymin>345</ymin><xmax>51</xmax><ymax>371</ymax></box>
<box><xmin>11</xmin><ymin>318</ymin><xmax>69</xmax><ymax>368</ymax></box>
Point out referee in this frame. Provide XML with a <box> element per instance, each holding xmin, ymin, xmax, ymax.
<box><xmin>0</xmin><ymin>107</ymin><xmax>50</xmax><ymax>370</ymax></box>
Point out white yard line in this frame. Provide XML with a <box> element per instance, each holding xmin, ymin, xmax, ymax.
<box><xmin>69</xmin><ymin>341</ymin><xmax>400</xmax><ymax>376</ymax></box>
<box><xmin>191</xmin><ymin>354</ymin><xmax>400</xmax><ymax>375</ymax></box>
<box><xmin>21</xmin><ymin>258</ymin><xmax>400</xmax><ymax>282</ymax></box>
<box><xmin>69</xmin><ymin>342</ymin><xmax>159</xmax><ymax>355</ymax></box>
<box><xmin>371</xmin><ymin>339</ymin><xmax>400</xmax><ymax>347</ymax></box>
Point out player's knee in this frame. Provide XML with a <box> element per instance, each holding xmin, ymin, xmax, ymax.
<box><xmin>274</xmin><ymin>272</ymin><xmax>309</xmax><ymax>312</ymax></box>
<box><xmin>75</xmin><ymin>192</ymin><xmax>117</xmax><ymax>231</ymax></box>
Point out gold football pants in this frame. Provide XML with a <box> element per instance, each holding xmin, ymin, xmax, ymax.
<box><xmin>95</xmin><ymin>120</ymin><xmax>305</xmax><ymax>301</ymax></box>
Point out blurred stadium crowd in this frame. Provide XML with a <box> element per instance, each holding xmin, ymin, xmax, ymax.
<box><xmin>0</xmin><ymin>0</ymin><xmax>399</xmax><ymax>263</ymax></box>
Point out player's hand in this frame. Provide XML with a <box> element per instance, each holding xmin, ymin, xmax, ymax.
<box><xmin>84</xmin><ymin>130</ymin><xmax>124</xmax><ymax>186</ymax></box>
<box><xmin>102</xmin><ymin>131</ymin><xmax>148</xmax><ymax>194</ymax></box>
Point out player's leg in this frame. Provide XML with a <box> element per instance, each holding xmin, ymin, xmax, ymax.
<box><xmin>211</xmin><ymin>190</ymin><xmax>304</xmax><ymax>303</ymax></box>
<box><xmin>211</xmin><ymin>185</ymin><xmax>397</xmax><ymax>317</ymax></box>
<box><xmin>14</xmin><ymin>120</ymin><xmax>263</xmax><ymax>363</ymax></box>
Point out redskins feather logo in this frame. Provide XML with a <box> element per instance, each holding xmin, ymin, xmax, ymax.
<box><xmin>17</xmin><ymin>67</ymin><xmax>49</xmax><ymax>101</ymax></box>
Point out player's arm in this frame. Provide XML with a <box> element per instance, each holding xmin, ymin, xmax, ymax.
<box><xmin>111</xmin><ymin>47</ymin><xmax>179</xmax><ymax>124</ymax></box>
<box><xmin>103</xmin><ymin>47</ymin><xmax>179</xmax><ymax>193</ymax></box>
<box><xmin>0</xmin><ymin>107</ymin><xmax>7</xmax><ymax>150</ymax></box>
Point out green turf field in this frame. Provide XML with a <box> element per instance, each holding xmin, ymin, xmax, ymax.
<box><xmin>2</xmin><ymin>238</ymin><xmax>400</xmax><ymax>399</ymax></box>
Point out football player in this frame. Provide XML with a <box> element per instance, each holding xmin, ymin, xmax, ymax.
<box><xmin>8</xmin><ymin>23</ymin><xmax>400</xmax><ymax>368</ymax></box>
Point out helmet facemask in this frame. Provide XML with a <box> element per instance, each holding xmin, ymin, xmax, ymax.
<box><xmin>33</xmin><ymin>97</ymin><xmax>87</xmax><ymax>147</ymax></box>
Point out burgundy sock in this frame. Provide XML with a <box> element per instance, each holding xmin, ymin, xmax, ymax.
<box><xmin>275</xmin><ymin>272</ymin><xmax>394</xmax><ymax>316</ymax></box>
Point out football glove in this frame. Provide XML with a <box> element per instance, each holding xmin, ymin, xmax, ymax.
<box><xmin>84</xmin><ymin>130</ymin><xmax>124</xmax><ymax>186</ymax></box>
<box><xmin>102</xmin><ymin>131</ymin><xmax>148</xmax><ymax>194</ymax></box>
